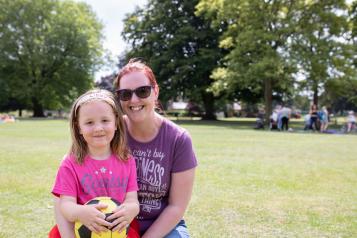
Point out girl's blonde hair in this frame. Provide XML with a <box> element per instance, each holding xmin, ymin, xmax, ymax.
<box><xmin>69</xmin><ymin>89</ymin><xmax>129</xmax><ymax>164</ymax></box>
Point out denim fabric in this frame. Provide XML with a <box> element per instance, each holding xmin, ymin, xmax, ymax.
<box><xmin>164</xmin><ymin>220</ymin><xmax>190</xmax><ymax>238</ymax></box>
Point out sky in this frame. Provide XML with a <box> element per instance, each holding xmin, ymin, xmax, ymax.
<box><xmin>76</xmin><ymin>0</ymin><xmax>148</xmax><ymax>79</ymax></box>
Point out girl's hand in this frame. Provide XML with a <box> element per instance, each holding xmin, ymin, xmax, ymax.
<box><xmin>77</xmin><ymin>203</ymin><xmax>112</xmax><ymax>234</ymax></box>
<box><xmin>106</xmin><ymin>192</ymin><xmax>139</xmax><ymax>232</ymax></box>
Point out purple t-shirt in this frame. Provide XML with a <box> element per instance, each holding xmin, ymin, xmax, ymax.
<box><xmin>127</xmin><ymin>118</ymin><xmax>197</xmax><ymax>233</ymax></box>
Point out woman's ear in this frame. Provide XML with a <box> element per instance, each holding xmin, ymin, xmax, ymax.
<box><xmin>154</xmin><ymin>85</ymin><xmax>159</xmax><ymax>99</ymax></box>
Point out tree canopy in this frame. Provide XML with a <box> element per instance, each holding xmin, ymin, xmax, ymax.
<box><xmin>0</xmin><ymin>0</ymin><xmax>103</xmax><ymax>116</ymax></box>
<box><xmin>196</xmin><ymin>0</ymin><xmax>355</xmax><ymax>118</ymax></box>
<box><xmin>122</xmin><ymin>0</ymin><xmax>225</xmax><ymax>119</ymax></box>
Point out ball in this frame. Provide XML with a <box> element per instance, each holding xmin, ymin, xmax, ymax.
<box><xmin>74</xmin><ymin>197</ymin><xmax>127</xmax><ymax>238</ymax></box>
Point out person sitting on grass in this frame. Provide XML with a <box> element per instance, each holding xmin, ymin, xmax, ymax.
<box><xmin>50</xmin><ymin>89</ymin><xmax>140</xmax><ymax>237</ymax></box>
<box><xmin>112</xmin><ymin>59</ymin><xmax>197</xmax><ymax>237</ymax></box>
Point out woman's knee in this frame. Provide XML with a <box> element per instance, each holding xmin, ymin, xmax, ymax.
<box><xmin>164</xmin><ymin>220</ymin><xmax>190</xmax><ymax>238</ymax></box>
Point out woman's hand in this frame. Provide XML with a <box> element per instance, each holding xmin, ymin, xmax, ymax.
<box><xmin>107</xmin><ymin>191</ymin><xmax>139</xmax><ymax>232</ymax></box>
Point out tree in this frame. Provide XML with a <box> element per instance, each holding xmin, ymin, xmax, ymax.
<box><xmin>197</xmin><ymin>0</ymin><xmax>356</xmax><ymax>119</ymax></box>
<box><xmin>291</xmin><ymin>0</ymin><xmax>353</xmax><ymax>106</ymax></box>
<box><xmin>197</xmin><ymin>0</ymin><xmax>298</xmax><ymax>122</ymax></box>
<box><xmin>0</xmin><ymin>0</ymin><xmax>103</xmax><ymax>116</ymax></box>
<box><xmin>122</xmin><ymin>0</ymin><xmax>225</xmax><ymax>120</ymax></box>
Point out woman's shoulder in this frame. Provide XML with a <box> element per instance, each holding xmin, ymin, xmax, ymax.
<box><xmin>161</xmin><ymin>118</ymin><xmax>189</xmax><ymax>137</ymax></box>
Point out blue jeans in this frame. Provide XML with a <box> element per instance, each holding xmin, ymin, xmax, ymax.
<box><xmin>164</xmin><ymin>220</ymin><xmax>190</xmax><ymax>238</ymax></box>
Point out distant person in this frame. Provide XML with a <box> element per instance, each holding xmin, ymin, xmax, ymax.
<box><xmin>304</xmin><ymin>114</ymin><xmax>311</xmax><ymax>131</ymax></box>
<box><xmin>319</xmin><ymin>106</ymin><xmax>329</xmax><ymax>132</ymax></box>
<box><xmin>279</xmin><ymin>106</ymin><xmax>291</xmax><ymax>131</ymax></box>
<box><xmin>309</xmin><ymin>104</ymin><xmax>319</xmax><ymax>131</ymax></box>
<box><xmin>275</xmin><ymin>105</ymin><xmax>283</xmax><ymax>130</ymax></box>
<box><xmin>50</xmin><ymin>89</ymin><xmax>139</xmax><ymax>237</ymax></box>
<box><xmin>255</xmin><ymin>108</ymin><xmax>265</xmax><ymax>129</ymax></box>
<box><xmin>270</xmin><ymin>109</ymin><xmax>278</xmax><ymax>130</ymax></box>
<box><xmin>346</xmin><ymin>110</ymin><xmax>356</xmax><ymax>133</ymax></box>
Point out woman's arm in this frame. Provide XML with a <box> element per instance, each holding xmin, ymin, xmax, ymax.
<box><xmin>142</xmin><ymin>168</ymin><xmax>196</xmax><ymax>238</ymax></box>
<box><xmin>107</xmin><ymin>191</ymin><xmax>140</xmax><ymax>232</ymax></box>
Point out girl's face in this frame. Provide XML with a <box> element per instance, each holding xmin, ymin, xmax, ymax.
<box><xmin>77</xmin><ymin>100</ymin><xmax>117</xmax><ymax>154</ymax></box>
<box><xmin>118</xmin><ymin>71</ymin><xmax>158</xmax><ymax>123</ymax></box>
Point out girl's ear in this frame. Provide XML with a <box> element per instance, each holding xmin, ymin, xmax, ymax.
<box><xmin>77</xmin><ymin>122</ymin><xmax>83</xmax><ymax>135</ymax></box>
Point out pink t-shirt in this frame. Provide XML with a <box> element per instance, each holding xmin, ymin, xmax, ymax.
<box><xmin>52</xmin><ymin>154</ymin><xmax>138</xmax><ymax>205</ymax></box>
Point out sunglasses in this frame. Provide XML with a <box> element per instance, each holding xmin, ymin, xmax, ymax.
<box><xmin>116</xmin><ymin>85</ymin><xmax>153</xmax><ymax>101</ymax></box>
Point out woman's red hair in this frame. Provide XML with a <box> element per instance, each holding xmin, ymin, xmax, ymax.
<box><xmin>114</xmin><ymin>59</ymin><xmax>158</xmax><ymax>89</ymax></box>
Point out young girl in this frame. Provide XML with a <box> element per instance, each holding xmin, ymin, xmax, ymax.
<box><xmin>50</xmin><ymin>89</ymin><xmax>139</xmax><ymax>237</ymax></box>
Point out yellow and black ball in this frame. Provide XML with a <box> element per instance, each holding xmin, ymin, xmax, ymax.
<box><xmin>74</xmin><ymin>197</ymin><xmax>127</xmax><ymax>238</ymax></box>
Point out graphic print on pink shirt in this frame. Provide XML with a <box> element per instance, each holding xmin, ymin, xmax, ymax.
<box><xmin>52</xmin><ymin>154</ymin><xmax>138</xmax><ymax>205</ymax></box>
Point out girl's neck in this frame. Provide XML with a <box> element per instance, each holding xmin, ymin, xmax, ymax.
<box><xmin>88</xmin><ymin>147</ymin><xmax>112</xmax><ymax>160</ymax></box>
<box><xmin>125</xmin><ymin>112</ymin><xmax>163</xmax><ymax>143</ymax></box>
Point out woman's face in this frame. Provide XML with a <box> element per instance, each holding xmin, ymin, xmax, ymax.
<box><xmin>118</xmin><ymin>71</ymin><xmax>158</xmax><ymax>123</ymax></box>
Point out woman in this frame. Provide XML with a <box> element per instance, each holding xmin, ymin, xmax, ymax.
<box><xmin>53</xmin><ymin>59</ymin><xmax>197</xmax><ymax>238</ymax></box>
<box><xmin>114</xmin><ymin>59</ymin><xmax>197</xmax><ymax>237</ymax></box>
<box><xmin>309</xmin><ymin>104</ymin><xmax>319</xmax><ymax>131</ymax></box>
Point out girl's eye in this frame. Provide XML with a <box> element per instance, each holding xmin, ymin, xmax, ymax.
<box><xmin>86</xmin><ymin>121</ymin><xmax>93</xmax><ymax>125</ymax></box>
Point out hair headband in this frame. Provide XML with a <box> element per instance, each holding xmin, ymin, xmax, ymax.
<box><xmin>75</xmin><ymin>91</ymin><xmax>115</xmax><ymax>116</ymax></box>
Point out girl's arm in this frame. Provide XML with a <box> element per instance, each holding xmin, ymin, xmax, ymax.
<box><xmin>142</xmin><ymin>168</ymin><xmax>196</xmax><ymax>238</ymax></box>
<box><xmin>107</xmin><ymin>191</ymin><xmax>140</xmax><ymax>232</ymax></box>
<box><xmin>60</xmin><ymin>195</ymin><xmax>111</xmax><ymax>234</ymax></box>
<box><xmin>54</xmin><ymin>197</ymin><xmax>75</xmax><ymax>238</ymax></box>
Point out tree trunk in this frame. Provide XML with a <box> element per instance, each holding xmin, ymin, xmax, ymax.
<box><xmin>264</xmin><ymin>78</ymin><xmax>272</xmax><ymax>125</ymax></box>
<box><xmin>32</xmin><ymin>97</ymin><xmax>45</xmax><ymax>117</ymax></box>
<box><xmin>313</xmin><ymin>87</ymin><xmax>318</xmax><ymax>106</ymax></box>
<box><xmin>201</xmin><ymin>91</ymin><xmax>216</xmax><ymax>120</ymax></box>
<box><xmin>18</xmin><ymin>108</ymin><xmax>22</xmax><ymax>117</ymax></box>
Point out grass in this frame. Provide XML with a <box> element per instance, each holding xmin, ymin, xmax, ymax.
<box><xmin>0</xmin><ymin>119</ymin><xmax>356</xmax><ymax>237</ymax></box>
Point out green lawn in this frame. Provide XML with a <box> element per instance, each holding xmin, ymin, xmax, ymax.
<box><xmin>0</xmin><ymin>119</ymin><xmax>356</xmax><ymax>237</ymax></box>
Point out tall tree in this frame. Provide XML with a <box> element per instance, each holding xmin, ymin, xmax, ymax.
<box><xmin>197</xmin><ymin>0</ymin><xmax>298</xmax><ymax>122</ymax></box>
<box><xmin>320</xmin><ymin>1</ymin><xmax>357</xmax><ymax>111</ymax></box>
<box><xmin>122</xmin><ymin>0</ymin><xmax>225</xmax><ymax>120</ymax></box>
<box><xmin>291</xmin><ymin>0</ymin><xmax>352</xmax><ymax>106</ymax></box>
<box><xmin>0</xmin><ymin>0</ymin><xmax>103</xmax><ymax>116</ymax></box>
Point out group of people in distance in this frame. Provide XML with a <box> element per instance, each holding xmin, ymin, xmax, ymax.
<box><xmin>50</xmin><ymin>59</ymin><xmax>197</xmax><ymax>238</ymax></box>
<box><xmin>304</xmin><ymin>104</ymin><xmax>329</xmax><ymax>133</ymax></box>
<box><xmin>304</xmin><ymin>104</ymin><xmax>356</xmax><ymax>133</ymax></box>
<box><xmin>0</xmin><ymin>114</ymin><xmax>15</xmax><ymax>123</ymax></box>
<box><xmin>269</xmin><ymin>104</ymin><xmax>357</xmax><ymax>134</ymax></box>
<box><xmin>269</xmin><ymin>105</ymin><xmax>292</xmax><ymax>131</ymax></box>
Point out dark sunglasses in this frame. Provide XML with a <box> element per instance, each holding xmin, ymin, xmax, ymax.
<box><xmin>116</xmin><ymin>85</ymin><xmax>153</xmax><ymax>101</ymax></box>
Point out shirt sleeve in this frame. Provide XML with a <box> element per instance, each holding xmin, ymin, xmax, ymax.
<box><xmin>51</xmin><ymin>157</ymin><xmax>78</xmax><ymax>198</ymax></box>
<box><xmin>126</xmin><ymin>156</ymin><xmax>139</xmax><ymax>192</ymax></box>
<box><xmin>172</xmin><ymin>130</ymin><xmax>198</xmax><ymax>173</ymax></box>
